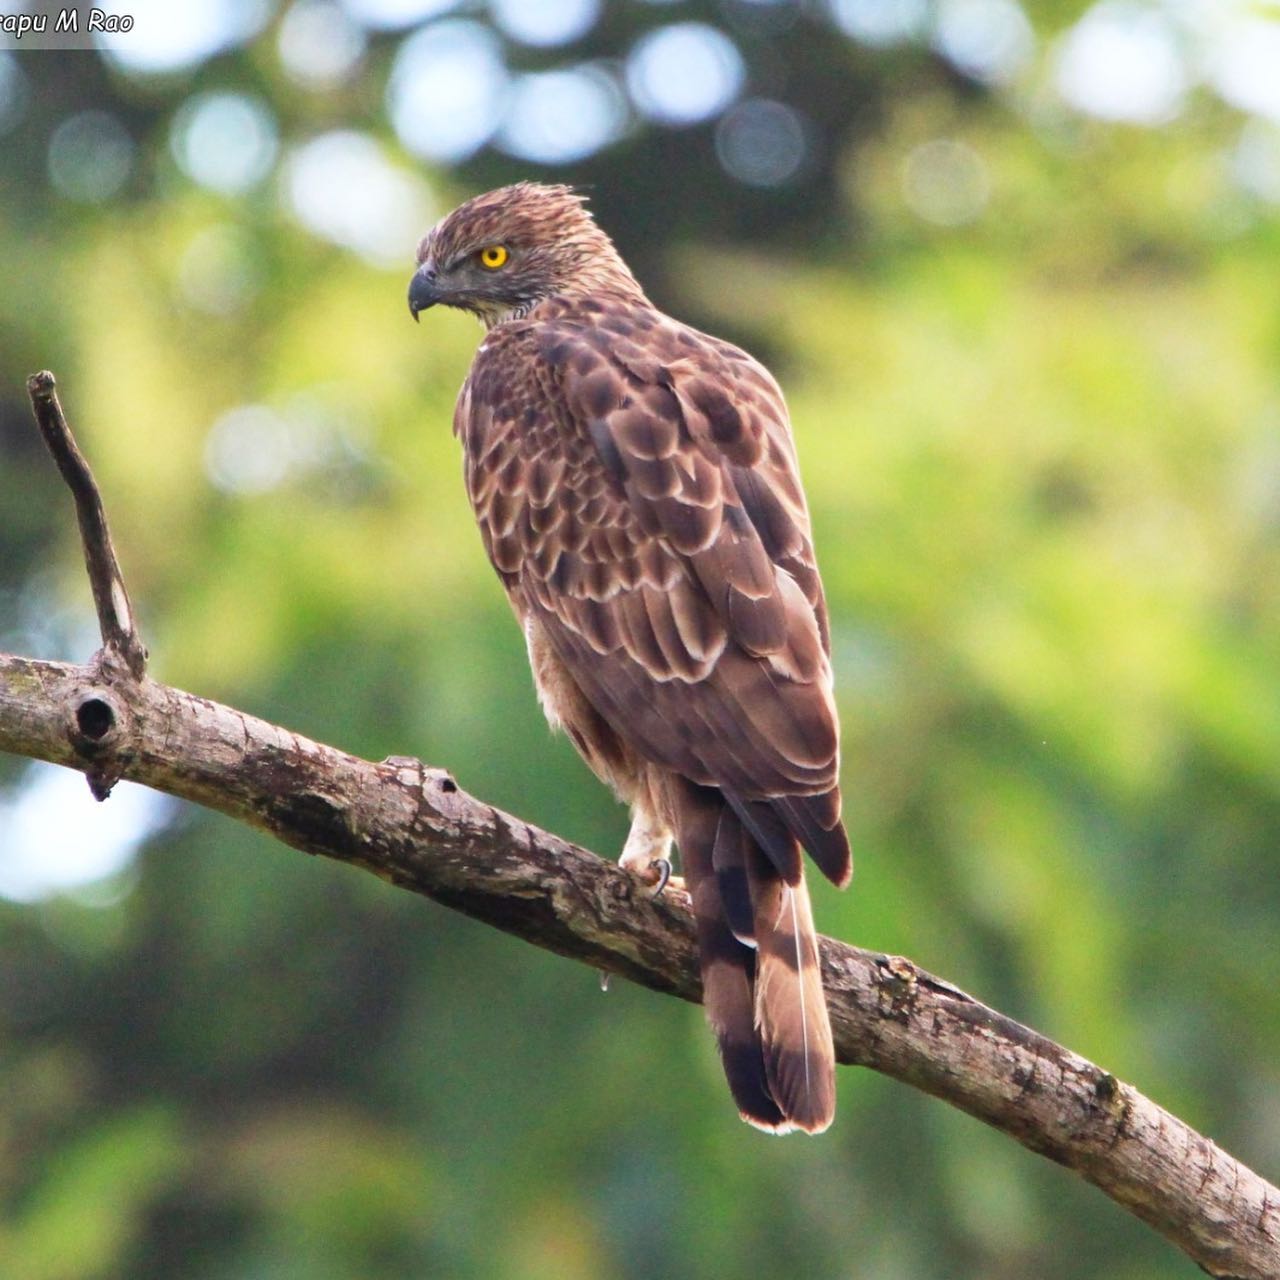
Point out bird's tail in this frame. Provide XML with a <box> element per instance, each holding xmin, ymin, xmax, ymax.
<box><xmin>743</xmin><ymin>832</ymin><xmax>835</xmax><ymax>1133</ymax></box>
<box><xmin>667</xmin><ymin>778</ymin><xmax>836</xmax><ymax>1134</ymax></box>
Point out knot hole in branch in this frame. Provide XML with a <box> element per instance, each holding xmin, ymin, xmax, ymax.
<box><xmin>76</xmin><ymin>697</ymin><xmax>115</xmax><ymax>740</ymax></box>
<box><xmin>67</xmin><ymin>688</ymin><xmax>128</xmax><ymax>756</ymax></box>
<box><xmin>66</xmin><ymin>688</ymin><xmax>131</xmax><ymax>801</ymax></box>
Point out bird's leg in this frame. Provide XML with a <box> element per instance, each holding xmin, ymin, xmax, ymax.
<box><xmin>619</xmin><ymin>806</ymin><xmax>683</xmax><ymax>896</ymax></box>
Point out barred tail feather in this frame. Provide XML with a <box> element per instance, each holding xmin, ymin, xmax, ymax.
<box><xmin>666</xmin><ymin>778</ymin><xmax>785</xmax><ymax>1130</ymax></box>
<box><xmin>711</xmin><ymin>804</ymin><xmax>756</xmax><ymax>946</ymax></box>
<box><xmin>679</xmin><ymin>800</ymin><xmax>787</xmax><ymax>1130</ymax></box>
<box><xmin>745</xmin><ymin>839</ymin><xmax>837</xmax><ymax>1134</ymax></box>
<box><xmin>665</xmin><ymin>775</ymin><xmax>836</xmax><ymax>1134</ymax></box>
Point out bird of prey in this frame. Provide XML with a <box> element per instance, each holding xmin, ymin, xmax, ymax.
<box><xmin>408</xmin><ymin>183</ymin><xmax>850</xmax><ymax>1134</ymax></box>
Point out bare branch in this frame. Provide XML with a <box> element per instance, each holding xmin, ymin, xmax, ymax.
<box><xmin>1</xmin><ymin>652</ymin><xmax>1277</xmax><ymax>1276</ymax></box>
<box><xmin>3</xmin><ymin>373</ymin><xmax>1278</xmax><ymax>1277</ymax></box>
<box><xmin>26</xmin><ymin>370</ymin><xmax>146</xmax><ymax>681</ymax></box>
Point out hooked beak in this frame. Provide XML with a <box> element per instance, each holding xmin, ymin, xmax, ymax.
<box><xmin>407</xmin><ymin>267</ymin><xmax>441</xmax><ymax>322</ymax></box>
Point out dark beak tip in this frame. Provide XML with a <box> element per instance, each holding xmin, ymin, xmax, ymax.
<box><xmin>408</xmin><ymin>270</ymin><xmax>440</xmax><ymax>323</ymax></box>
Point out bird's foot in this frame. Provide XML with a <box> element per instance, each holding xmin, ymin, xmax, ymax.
<box><xmin>621</xmin><ymin>851</ymin><xmax>684</xmax><ymax>896</ymax></box>
<box><xmin>619</xmin><ymin>815</ymin><xmax>682</xmax><ymax>897</ymax></box>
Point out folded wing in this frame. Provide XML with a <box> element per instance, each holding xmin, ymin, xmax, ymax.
<box><xmin>459</xmin><ymin>309</ymin><xmax>850</xmax><ymax>889</ymax></box>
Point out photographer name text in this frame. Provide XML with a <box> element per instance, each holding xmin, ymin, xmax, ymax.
<box><xmin>1</xmin><ymin>9</ymin><xmax>134</xmax><ymax>38</ymax></box>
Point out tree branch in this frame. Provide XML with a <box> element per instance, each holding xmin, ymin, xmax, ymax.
<box><xmin>3</xmin><ymin>375</ymin><xmax>1277</xmax><ymax>1279</ymax></box>
<box><xmin>27</xmin><ymin>371</ymin><xmax>146</xmax><ymax>685</ymax></box>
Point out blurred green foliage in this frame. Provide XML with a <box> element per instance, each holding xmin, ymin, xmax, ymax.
<box><xmin>2</xmin><ymin>2</ymin><xmax>1280</xmax><ymax>1277</ymax></box>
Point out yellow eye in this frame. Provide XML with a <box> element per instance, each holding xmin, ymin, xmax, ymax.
<box><xmin>479</xmin><ymin>245</ymin><xmax>509</xmax><ymax>270</ymax></box>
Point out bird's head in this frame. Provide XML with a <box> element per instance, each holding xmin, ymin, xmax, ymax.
<box><xmin>407</xmin><ymin>182</ymin><xmax>643</xmax><ymax>328</ymax></box>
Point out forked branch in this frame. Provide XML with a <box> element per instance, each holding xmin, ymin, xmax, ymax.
<box><xmin>1</xmin><ymin>374</ymin><xmax>1277</xmax><ymax>1279</ymax></box>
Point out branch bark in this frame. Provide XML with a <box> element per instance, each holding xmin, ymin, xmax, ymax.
<box><xmin>3</xmin><ymin>374</ymin><xmax>1277</xmax><ymax>1279</ymax></box>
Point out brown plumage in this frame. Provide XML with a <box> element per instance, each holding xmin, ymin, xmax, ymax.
<box><xmin>409</xmin><ymin>182</ymin><xmax>851</xmax><ymax>1134</ymax></box>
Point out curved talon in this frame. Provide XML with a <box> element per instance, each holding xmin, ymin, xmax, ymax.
<box><xmin>650</xmin><ymin>857</ymin><xmax>672</xmax><ymax>898</ymax></box>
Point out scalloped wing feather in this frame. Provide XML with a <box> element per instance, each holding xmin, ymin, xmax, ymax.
<box><xmin>458</xmin><ymin>302</ymin><xmax>849</xmax><ymax>888</ymax></box>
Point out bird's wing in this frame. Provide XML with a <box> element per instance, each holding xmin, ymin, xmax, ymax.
<box><xmin>460</xmin><ymin>309</ymin><xmax>849</xmax><ymax>887</ymax></box>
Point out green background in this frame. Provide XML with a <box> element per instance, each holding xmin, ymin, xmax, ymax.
<box><xmin>2</xmin><ymin>2</ymin><xmax>1279</xmax><ymax>1276</ymax></box>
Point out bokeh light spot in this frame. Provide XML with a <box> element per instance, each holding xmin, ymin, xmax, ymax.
<box><xmin>626</xmin><ymin>22</ymin><xmax>745</xmax><ymax>126</ymax></box>
<box><xmin>48</xmin><ymin>110</ymin><xmax>133</xmax><ymax>203</ymax></box>
<box><xmin>828</xmin><ymin>0</ymin><xmax>928</xmax><ymax>47</ymax></box>
<box><xmin>902</xmin><ymin>138</ymin><xmax>990</xmax><ymax>226</ymax></box>
<box><xmin>204</xmin><ymin>397</ymin><xmax>370</xmax><ymax>496</ymax></box>
<box><xmin>715</xmin><ymin>98</ymin><xmax>809</xmax><ymax>187</ymax></box>
<box><xmin>933</xmin><ymin>0</ymin><xmax>1034</xmax><ymax>84</ymax></box>
<box><xmin>497</xmin><ymin>65</ymin><xmax>628</xmax><ymax>164</ymax></box>
<box><xmin>205</xmin><ymin>405</ymin><xmax>296</xmax><ymax>495</ymax></box>
<box><xmin>177</xmin><ymin>225</ymin><xmax>260</xmax><ymax>315</ymax></box>
<box><xmin>388</xmin><ymin>20</ymin><xmax>509</xmax><ymax>162</ymax></box>
<box><xmin>489</xmin><ymin>0</ymin><xmax>600</xmax><ymax>48</ymax></box>
<box><xmin>0</xmin><ymin>765</ymin><xmax>172</xmax><ymax>904</ymax></box>
<box><xmin>1206</xmin><ymin>17</ymin><xmax>1280</xmax><ymax>127</ymax></box>
<box><xmin>171</xmin><ymin>92</ymin><xmax>278</xmax><ymax>195</ymax></box>
<box><xmin>1232</xmin><ymin>120</ymin><xmax>1280</xmax><ymax>204</ymax></box>
<box><xmin>278</xmin><ymin>0</ymin><xmax>366</xmax><ymax>86</ymax></box>
<box><xmin>284</xmin><ymin>130</ymin><xmax>432</xmax><ymax>266</ymax></box>
<box><xmin>94</xmin><ymin>0</ymin><xmax>269</xmax><ymax>73</ymax></box>
<box><xmin>1054</xmin><ymin>2</ymin><xmax>1186</xmax><ymax>125</ymax></box>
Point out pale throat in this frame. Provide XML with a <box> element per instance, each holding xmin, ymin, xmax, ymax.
<box><xmin>478</xmin><ymin>299</ymin><xmax>539</xmax><ymax>330</ymax></box>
